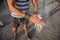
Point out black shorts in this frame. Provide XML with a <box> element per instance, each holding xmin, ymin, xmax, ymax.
<box><xmin>12</xmin><ymin>17</ymin><xmax>29</xmax><ymax>27</ymax></box>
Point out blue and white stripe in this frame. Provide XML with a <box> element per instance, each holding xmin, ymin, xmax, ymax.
<box><xmin>15</xmin><ymin>0</ymin><xmax>30</xmax><ymax>12</ymax></box>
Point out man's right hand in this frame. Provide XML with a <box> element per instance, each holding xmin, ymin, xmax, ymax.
<box><xmin>30</xmin><ymin>14</ymin><xmax>44</xmax><ymax>25</ymax></box>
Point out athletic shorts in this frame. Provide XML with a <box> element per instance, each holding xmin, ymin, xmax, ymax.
<box><xmin>12</xmin><ymin>17</ymin><xmax>29</xmax><ymax>27</ymax></box>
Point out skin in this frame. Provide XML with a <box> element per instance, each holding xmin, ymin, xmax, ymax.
<box><xmin>7</xmin><ymin>0</ymin><xmax>44</xmax><ymax>38</ymax></box>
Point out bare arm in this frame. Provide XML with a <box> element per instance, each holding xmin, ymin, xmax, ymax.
<box><xmin>30</xmin><ymin>0</ymin><xmax>44</xmax><ymax>25</ymax></box>
<box><xmin>7</xmin><ymin>0</ymin><xmax>25</xmax><ymax>17</ymax></box>
<box><xmin>32</xmin><ymin>0</ymin><xmax>38</xmax><ymax>12</ymax></box>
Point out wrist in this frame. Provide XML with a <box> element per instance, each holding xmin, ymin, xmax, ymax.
<box><xmin>25</xmin><ymin>14</ymin><xmax>31</xmax><ymax>20</ymax></box>
<box><xmin>33</xmin><ymin>11</ymin><xmax>38</xmax><ymax>14</ymax></box>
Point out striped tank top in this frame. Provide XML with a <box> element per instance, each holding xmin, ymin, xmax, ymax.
<box><xmin>15</xmin><ymin>0</ymin><xmax>30</xmax><ymax>12</ymax></box>
<box><xmin>11</xmin><ymin>0</ymin><xmax>30</xmax><ymax>18</ymax></box>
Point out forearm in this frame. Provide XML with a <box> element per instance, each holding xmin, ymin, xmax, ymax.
<box><xmin>7</xmin><ymin>0</ymin><xmax>25</xmax><ymax>17</ymax></box>
<box><xmin>9</xmin><ymin>5</ymin><xmax>25</xmax><ymax>17</ymax></box>
<box><xmin>33</xmin><ymin>2</ymin><xmax>38</xmax><ymax>12</ymax></box>
<box><xmin>32</xmin><ymin>0</ymin><xmax>38</xmax><ymax>12</ymax></box>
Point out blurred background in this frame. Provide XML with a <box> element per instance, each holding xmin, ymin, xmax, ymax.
<box><xmin>0</xmin><ymin>0</ymin><xmax>60</xmax><ymax>40</ymax></box>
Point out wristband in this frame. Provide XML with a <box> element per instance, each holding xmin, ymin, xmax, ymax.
<box><xmin>33</xmin><ymin>11</ymin><xmax>38</xmax><ymax>14</ymax></box>
<box><xmin>25</xmin><ymin>14</ymin><xmax>31</xmax><ymax>20</ymax></box>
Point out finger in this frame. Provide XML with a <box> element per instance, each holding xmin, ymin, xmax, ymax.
<box><xmin>35</xmin><ymin>16</ymin><xmax>43</xmax><ymax>22</ymax></box>
<box><xmin>33</xmin><ymin>18</ymin><xmax>43</xmax><ymax>25</ymax></box>
<box><xmin>35</xmin><ymin>17</ymin><xmax>44</xmax><ymax>25</ymax></box>
<box><xmin>31</xmin><ymin>15</ymin><xmax>44</xmax><ymax>25</ymax></box>
<box><xmin>30</xmin><ymin>17</ymin><xmax>41</xmax><ymax>24</ymax></box>
<box><xmin>35</xmin><ymin>16</ymin><xmax>44</xmax><ymax>23</ymax></box>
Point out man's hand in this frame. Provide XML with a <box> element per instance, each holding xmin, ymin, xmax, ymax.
<box><xmin>30</xmin><ymin>14</ymin><xmax>44</xmax><ymax>25</ymax></box>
